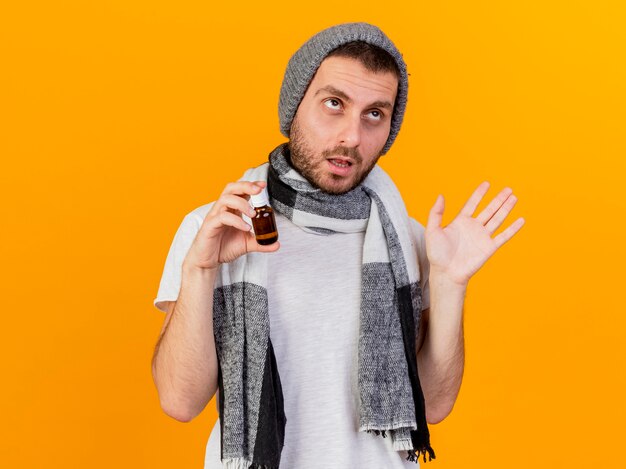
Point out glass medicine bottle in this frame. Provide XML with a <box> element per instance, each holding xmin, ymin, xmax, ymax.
<box><xmin>249</xmin><ymin>188</ymin><xmax>278</xmax><ymax>245</ymax></box>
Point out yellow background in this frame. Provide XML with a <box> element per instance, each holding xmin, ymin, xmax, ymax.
<box><xmin>1</xmin><ymin>1</ymin><xmax>624</xmax><ymax>467</ymax></box>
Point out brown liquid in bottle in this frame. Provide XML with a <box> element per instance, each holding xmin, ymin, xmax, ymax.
<box><xmin>250</xmin><ymin>188</ymin><xmax>278</xmax><ymax>245</ymax></box>
<box><xmin>252</xmin><ymin>205</ymin><xmax>278</xmax><ymax>245</ymax></box>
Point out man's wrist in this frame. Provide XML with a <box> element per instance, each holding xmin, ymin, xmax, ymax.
<box><xmin>429</xmin><ymin>267</ymin><xmax>469</xmax><ymax>292</ymax></box>
<box><xmin>182</xmin><ymin>261</ymin><xmax>219</xmax><ymax>280</ymax></box>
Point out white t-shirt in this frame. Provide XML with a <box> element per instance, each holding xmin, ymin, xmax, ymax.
<box><xmin>154</xmin><ymin>203</ymin><xmax>431</xmax><ymax>469</ymax></box>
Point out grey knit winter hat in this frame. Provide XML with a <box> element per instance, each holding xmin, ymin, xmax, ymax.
<box><xmin>278</xmin><ymin>22</ymin><xmax>408</xmax><ymax>155</ymax></box>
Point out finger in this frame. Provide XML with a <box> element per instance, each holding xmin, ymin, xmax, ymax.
<box><xmin>459</xmin><ymin>181</ymin><xmax>490</xmax><ymax>217</ymax></box>
<box><xmin>245</xmin><ymin>234</ymin><xmax>281</xmax><ymax>253</ymax></box>
<box><xmin>204</xmin><ymin>211</ymin><xmax>252</xmax><ymax>233</ymax></box>
<box><xmin>221</xmin><ymin>180</ymin><xmax>266</xmax><ymax>198</ymax></box>
<box><xmin>427</xmin><ymin>194</ymin><xmax>445</xmax><ymax>230</ymax></box>
<box><xmin>484</xmin><ymin>194</ymin><xmax>518</xmax><ymax>234</ymax></box>
<box><xmin>476</xmin><ymin>187</ymin><xmax>514</xmax><ymax>225</ymax></box>
<box><xmin>214</xmin><ymin>194</ymin><xmax>257</xmax><ymax>218</ymax></box>
<box><xmin>493</xmin><ymin>217</ymin><xmax>526</xmax><ymax>249</ymax></box>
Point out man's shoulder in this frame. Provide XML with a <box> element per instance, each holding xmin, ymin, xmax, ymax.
<box><xmin>408</xmin><ymin>216</ymin><xmax>426</xmax><ymax>234</ymax></box>
<box><xmin>188</xmin><ymin>201</ymin><xmax>215</xmax><ymax>219</ymax></box>
<box><xmin>178</xmin><ymin>201</ymin><xmax>217</xmax><ymax>229</ymax></box>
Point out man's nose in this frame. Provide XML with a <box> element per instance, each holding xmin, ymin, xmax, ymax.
<box><xmin>337</xmin><ymin>113</ymin><xmax>362</xmax><ymax>148</ymax></box>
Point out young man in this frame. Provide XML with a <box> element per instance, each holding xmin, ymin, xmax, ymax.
<box><xmin>152</xmin><ymin>23</ymin><xmax>524</xmax><ymax>468</ymax></box>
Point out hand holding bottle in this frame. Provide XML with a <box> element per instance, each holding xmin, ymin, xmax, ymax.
<box><xmin>184</xmin><ymin>181</ymin><xmax>280</xmax><ymax>272</ymax></box>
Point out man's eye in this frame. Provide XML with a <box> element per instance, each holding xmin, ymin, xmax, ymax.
<box><xmin>324</xmin><ymin>99</ymin><xmax>341</xmax><ymax>110</ymax></box>
<box><xmin>368</xmin><ymin>110</ymin><xmax>383</xmax><ymax>121</ymax></box>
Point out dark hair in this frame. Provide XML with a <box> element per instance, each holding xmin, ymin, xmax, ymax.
<box><xmin>325</xmin><ymin>41</ymin><xmax>401</xmax><ymax>80</ymax></box>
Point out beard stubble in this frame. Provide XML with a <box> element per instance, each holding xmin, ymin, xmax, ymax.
<box><xmin>287</xmin><ymin>116</ymin><xmax>383</xmax><ymax>195</ymax></box>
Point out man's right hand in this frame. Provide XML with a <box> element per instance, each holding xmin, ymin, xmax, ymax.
<box><xmin>183</xmin><ymin>180</ymin><xmax>280</xmax><ymax>272</ymax></box>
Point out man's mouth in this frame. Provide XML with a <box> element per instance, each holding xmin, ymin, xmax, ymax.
<box><xmin>326</xmin><ymin>158</ymin><xmax>354</xmax><ymax>176</ymax></box>
<box><xmin>328</xmin><ymin>158</ymin><xmax>353</xmax><ymax>168</ymax></box>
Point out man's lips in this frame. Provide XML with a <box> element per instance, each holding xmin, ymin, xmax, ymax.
<box><xmin>327</xmin><ymin>157</ymin><xmax>353</xmax><ymax>167</ymax></box>
<box><xmin>327</xmin><ymin>158</ymin><xmax>354</xmax><ymax>175</ymax></box>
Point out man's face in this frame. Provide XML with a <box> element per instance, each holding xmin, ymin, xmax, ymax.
<box><xmin>288</xmin><ymin>55</ymin><xmax>398</xmax><ymax>195</ymax></box>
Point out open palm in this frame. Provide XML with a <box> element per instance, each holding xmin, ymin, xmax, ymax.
<box><xmin>425</xmin><ymin>182</ymin><xmax>525</xmax><ymax>286</ymax></box>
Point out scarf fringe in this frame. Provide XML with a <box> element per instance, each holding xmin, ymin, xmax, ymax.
<box><xmin>366</xmin><ymin>429</ymin><xmax>434</xmax><ymax>459</ymax></box>
<box><xmin>405</xmin><ymin>445</ymin><xmax>437</xmax><ymax>464</ymax></box>
<box><xmin>222</xmin><ymin>458</ymin><xmax>279</xmax><ymax>469</ymax></box>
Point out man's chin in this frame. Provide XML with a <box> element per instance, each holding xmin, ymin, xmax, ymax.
<box><xmin>316</xmin><ymin>177</ymin><xmax>359</xmax><ymax>195</ymax></box>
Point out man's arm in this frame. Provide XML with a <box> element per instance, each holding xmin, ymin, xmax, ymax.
<box><xmin>416</xmin><ymin>181</ymin><xmax>524</xmax><ymax>425</ymax></box>
<box><xmin>151</xmin><ymin>180</ymin><xmax>280</xmax><ymax>423</ymax></box>
<box><xmin>416</xmin><ymin>274</ymin><xmax>466</xmax><ymax>425</ymax></box>
<box><xmin>151</xmin><ymin>265</ymin><xmax>219</xmax><ymax>422</ymax></box>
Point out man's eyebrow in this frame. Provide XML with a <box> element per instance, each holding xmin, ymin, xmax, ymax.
<box><xmin>314</xmin><ymin>86</ymin><xmax>394</xmax><ymax>110</ymax></box>
<box><xmin>315</xmin><ymin>86</ymin><xmax>351</xmax><ymax>101</ymax></box>
<box><xmin>369</xmin><ymin>100</ymin><xmax>394</xmax><ymax>111</ymax></box>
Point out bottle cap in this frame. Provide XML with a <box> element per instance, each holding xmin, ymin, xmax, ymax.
<box><xmin>250</xmin><ymin>187</ymin><xmax>270</xmax><ymax>207</ymax></box>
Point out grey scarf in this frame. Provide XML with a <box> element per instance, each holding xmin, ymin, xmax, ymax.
<box><xmin>212</xmin><ymin>143</ymin><xmax>435</xmax><ymax>468</ymax></box>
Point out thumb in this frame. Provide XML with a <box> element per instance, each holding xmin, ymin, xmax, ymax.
<box><xmin>427</xmin><ymin>194</ymin><xmax>444</xmax><ymax>230</ymax></box>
